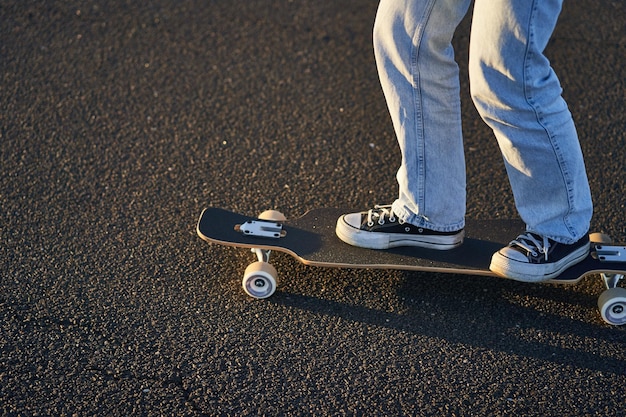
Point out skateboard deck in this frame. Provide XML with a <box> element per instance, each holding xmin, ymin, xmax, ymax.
<box><xmin>197</xmin><ymin>207</ymin><xmax>626</xmax><ymax>324</ymax></box>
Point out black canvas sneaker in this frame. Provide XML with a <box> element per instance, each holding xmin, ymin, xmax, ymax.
<box><xmin>335</xmin><ymin>205</ymin><xmax>464</xmax><ymax>250</ymax></box>
<box><xmin>490</xmin><ymin>232</ymin><xmax>590</xmax><ymax>282</ymax></box>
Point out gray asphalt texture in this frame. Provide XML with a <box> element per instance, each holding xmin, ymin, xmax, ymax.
<box><xmin>1</xmin><ymin>1</ymin><xmax>625</xmax><ymax>416</ymax></box>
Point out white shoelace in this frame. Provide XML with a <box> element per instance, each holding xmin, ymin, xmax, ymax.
<box><xmin>366</xmin><ymin>205</ymin><xmax>404</xmax><ymax>227</ymax></box>
<box><xmin>510</xmin><ymin>232</ymin><xmax>551</xmax><ymax>260</ymax></box>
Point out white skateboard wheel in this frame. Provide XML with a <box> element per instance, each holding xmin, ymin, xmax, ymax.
<box><xmin>598</xmin><ymin>287</ymin><xmax>626</xmax><ymax>326</ymax></box>
<box><xmin>258</xmin><ymin>210</ymin><xmax>287</xmax><ymax>221</ymax></box>
<box><xmin>242</xmin><ymin>261</ymin><xmax>278</xmax><ymax>299</ymax></box>
<box><xmin>589</xmin><ymin>233</ymin><xmax>612</xmax><ymax>244</ymax></box>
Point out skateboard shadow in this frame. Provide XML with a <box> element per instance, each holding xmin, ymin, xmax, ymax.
<box><xmin>269</xmin><ymin>276</ymin><xmax>625</xmax><ymax>375</ymax></box>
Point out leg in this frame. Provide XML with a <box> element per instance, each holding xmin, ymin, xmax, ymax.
<box><xmin>469</xmin><ymin>0</ymin><xmax>593</xmax><ymax>281</ymax></box>
<box><xmin>469</xmin><ymin>0</ymin><xmax>593</xmax><ymax>243</ymax></box>
<box><xmin>375</xmin><ymin>0</ymin><xmax>471</xmax><ymax>232</ymax></box>
<box><xmin>335</xmin><ymin>0</ymin><xmax>471</xmax><ymax>250</ymax></box>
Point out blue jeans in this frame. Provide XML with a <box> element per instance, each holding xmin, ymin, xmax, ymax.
<box><xmin>376</xmin><ymin>0</ymin><xmax>593</xmax><ymax>243</ymax></box>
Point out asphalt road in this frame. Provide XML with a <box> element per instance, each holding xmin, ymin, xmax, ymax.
<box><xmin>1</xmin><ymin>0</ymin><xmax>625</xmax><ymax>415</ymax></box>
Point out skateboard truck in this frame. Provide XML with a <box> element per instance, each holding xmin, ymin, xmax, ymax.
<box><xmin>590</xmin><ymin>241</ymin><xmax>626</xmax><ymax>324</ymax></box>
<box><xmin>237</xmin><ymin>210</ymin><xmax>288</xmax><ymax>299</ymax></box>
<box><xmin>235</xmin><ymin>220</ymin><xmax>287</xmax><ymax>238</ymax></box>
<box><xmin>592</xmin><ymin>244</ymin><xmax>625</xmax><ymax>288</ymax></box>
<box><xmin>594</xmin><ymin>244</ymin><xmax>625</xmax><ymax>263</ymax></box>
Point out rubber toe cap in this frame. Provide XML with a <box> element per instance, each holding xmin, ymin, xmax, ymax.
<box><xmin>497</xmin><ymin>246</ymin><xmax>529</xmax><ymax>263</ymax></box>
<box><xmin>342</xmin><ymin>213</ymin><xmax>362</xmax><ymax>229</ymax></box>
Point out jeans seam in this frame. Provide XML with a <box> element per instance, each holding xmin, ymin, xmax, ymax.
<box><xmin>410</xmin><ymin>0</ymin><xmax>437</xmax><ymax>217</ymax></box>
<box><xmin>523</xmin><ymin>0</ymin><xmax>577</xmax><ymax>239</ymax></box>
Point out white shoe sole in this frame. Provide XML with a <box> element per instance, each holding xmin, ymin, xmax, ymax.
<box><xmin>335</xmin><ymin>216</ymin><xmax>464</xmax><ymax>250</ymax></box>
<box><xmin>489</xmin><ymin>243</ymin><xmax>589</xmax><ymax>282</ymax></box>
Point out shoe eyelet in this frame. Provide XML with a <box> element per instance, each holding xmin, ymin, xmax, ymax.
<box><xmin>389</xmin><ymin>217</ymin><xmax>396</xmax><ymax>222</ymax></box>
<box><xmin>378</xmin><ymin>219</ymin><xmax>385</xmax><ymax>225</ymax></box>
<box><xmin>367</xmin><ymin>221</ymin><xmax>374</xmax><ymax>227</ymax></box>
<box><xmin>405</xmin><ymin>227</ymin><xmax>411</xmax><ymax>232</ymax></box>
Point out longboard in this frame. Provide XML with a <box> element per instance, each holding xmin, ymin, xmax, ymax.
<box><xmin>197</xmin><ymin>207</ymin><xmax>626</xmax><ymax>325</ymax></box>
